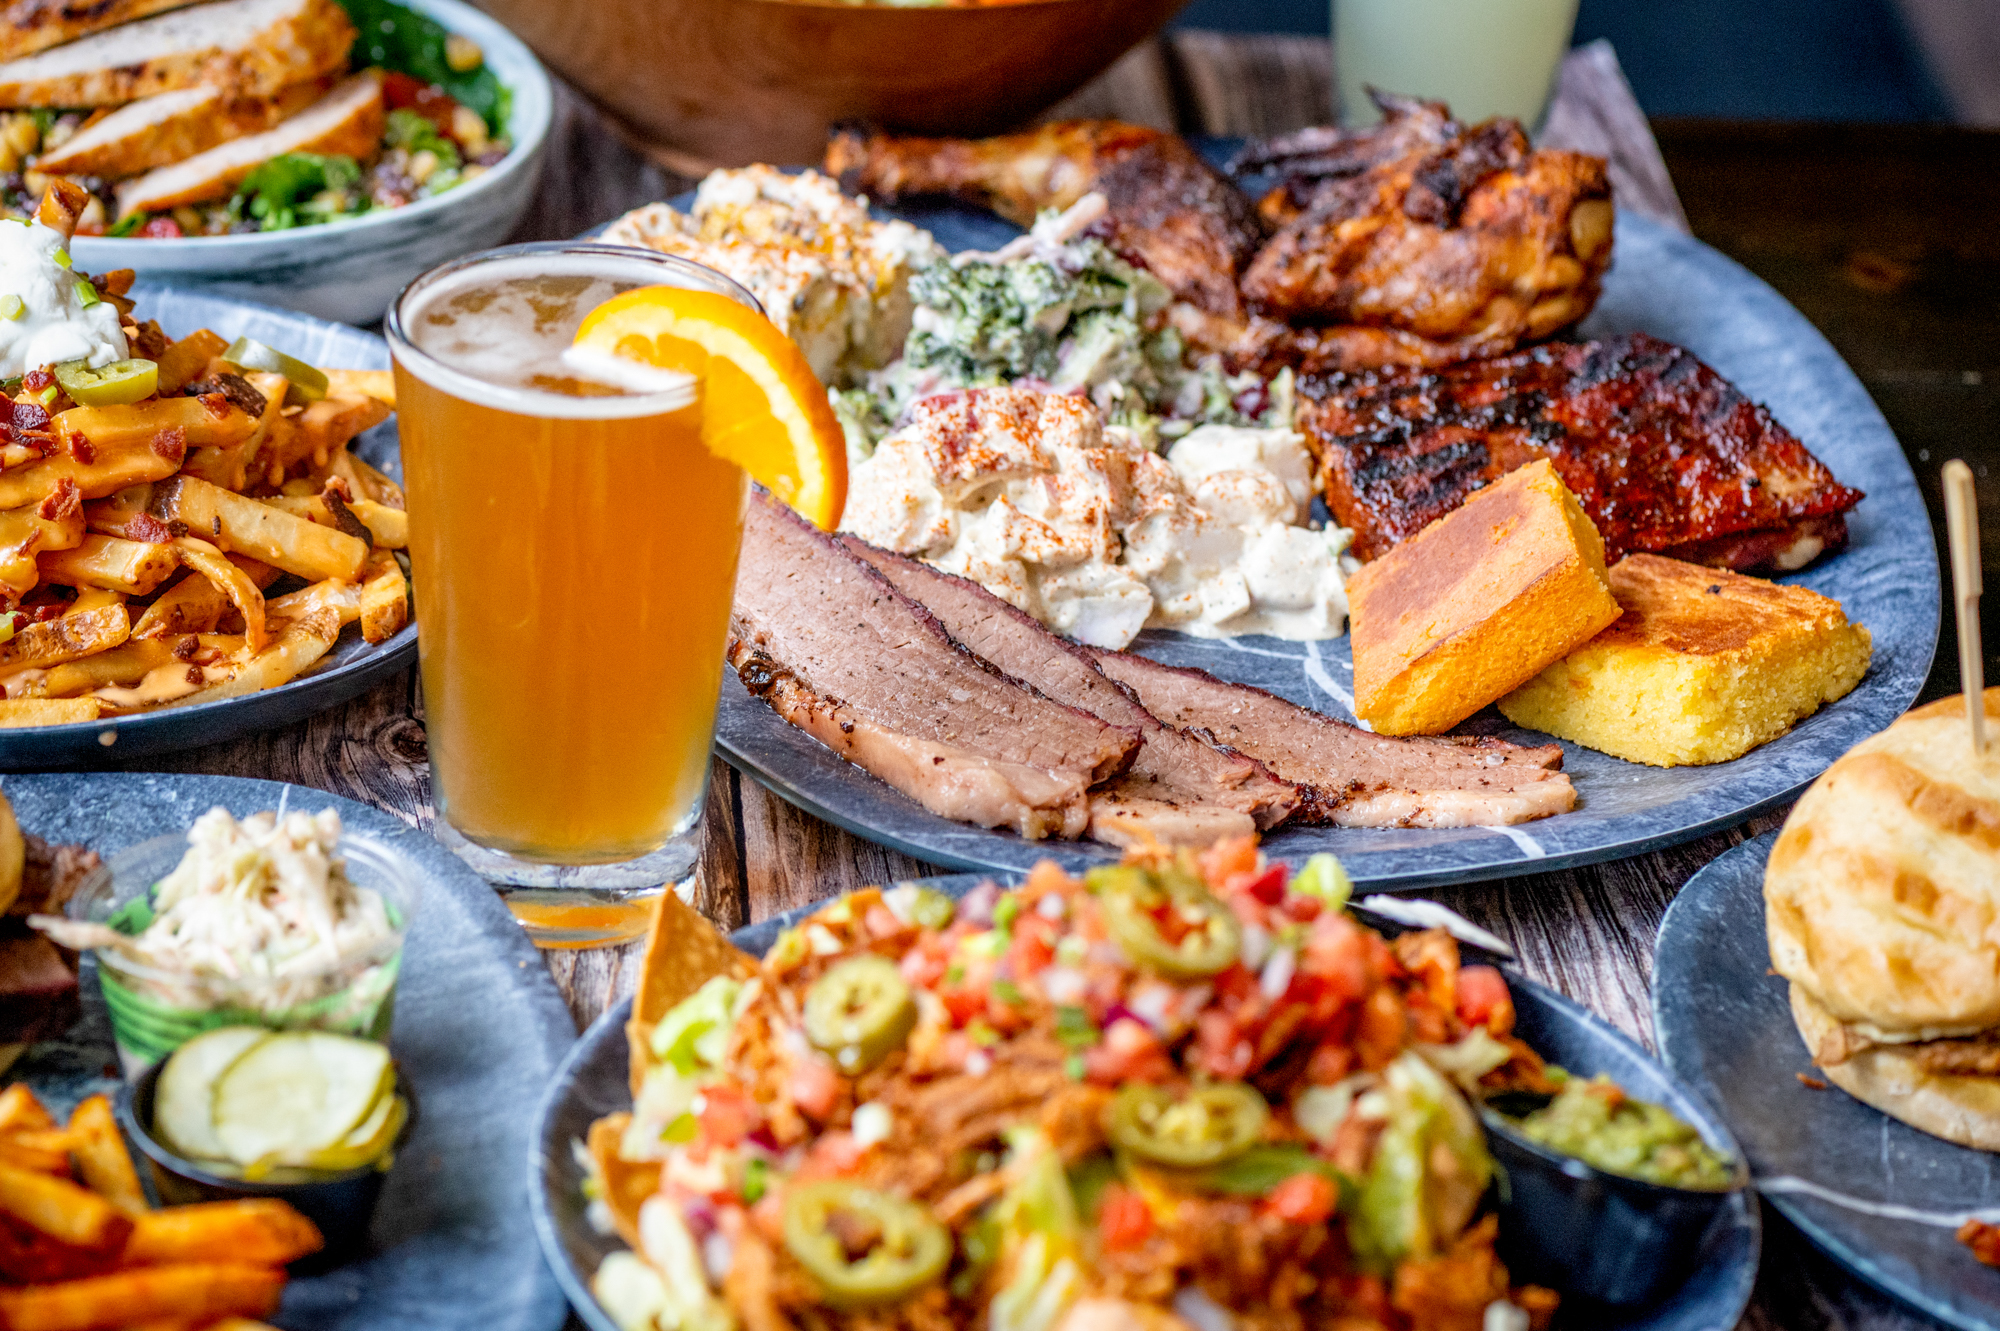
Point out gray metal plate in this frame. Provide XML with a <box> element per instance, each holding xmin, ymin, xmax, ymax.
<box><xmin>7</xmin><ymin>771</ymin><xmax>574</xmax><ymax>1331</ymax></box>
<box><xmin>0</xmin><ymin>287</ymin><xmax>415</xmax><ymax>770</ymax></box>
<box><xmin>713</xmin><ymin>203</ymin><xmax>1938</xmax><ymax>884</ymax></box>
<box><xmin>533</xmin><ymin>872</ymin><xmax>1758</xmax><ymax>1331</ymax></box>
<box><xmin>1655</xmin><ymin>833</ymin><xmax>2000</xmax><ymax>1330</ymax></box>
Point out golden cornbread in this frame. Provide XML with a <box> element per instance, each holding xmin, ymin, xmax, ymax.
<box><xmin>1497</xmin><ymin>554</ymin><xmax>1872</xmax><ymax>766</ymax></box>
<box><xmin>1348</xmin><ymin>458</ymin><xmax>1622</xmax><ymax>736</ymax></box>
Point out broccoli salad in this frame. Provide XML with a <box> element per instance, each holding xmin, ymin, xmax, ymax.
<box><xmin>835</xmin><ymin>196</ymin><xmax>1285</xmax><ymax>458</ymax></box>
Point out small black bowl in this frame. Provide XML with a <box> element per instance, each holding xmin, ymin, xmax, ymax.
<box><xmin>117</xmin><ymin>1058</ymin><xmax>417</xmax><ymax>1270</ymax></box>
<box><xmin>1485</xmin><ymin>975</ymin><xmax>1750</xmax><ymax>1308</ymax></box>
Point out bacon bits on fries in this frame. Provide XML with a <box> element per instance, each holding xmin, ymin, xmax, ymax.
<box><xmin>0</xmin><ymin>1085</ymin><xmax>318</xmax><ymax>1330</ymax></box>
<box><xmin>0</xmin><ymin>188</ymin><xmax>408</xmax><ymax>726</ymax></box>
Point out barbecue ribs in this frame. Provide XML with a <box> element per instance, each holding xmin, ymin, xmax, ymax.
<box><xmin>1298</xmin><ymin>332</ymin><xmax>1864</xmax><ymax>572</ymax></box>
<box><xmin>826</xmin><ymin>120</ymin><xmax>1265</xmax><ymax>321</ymax></box>
<box><xmin>1229</xmin><ymin>92</ymin><xmax>1613</xmax><ymax>371</ymax></box>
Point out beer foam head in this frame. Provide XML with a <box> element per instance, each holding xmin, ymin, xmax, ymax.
<box><xmin>392</xmin><ymin>250</ymin><xmax>709</xmax><ymax>420</ymax></box>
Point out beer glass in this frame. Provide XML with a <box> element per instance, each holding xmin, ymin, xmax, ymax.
<box><xmin>386</xmin><ymin>243</ymin><xmax>756</xmax><ymax>946</ymax></box>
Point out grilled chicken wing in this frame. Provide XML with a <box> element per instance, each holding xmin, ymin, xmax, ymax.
<box><xmin>1232</xmin><ymin>92</ymin><xmax>1614</xmax><ymax>366</ymax></box>
<box><xmin>825</xmin><ymin>121</ymin><xmax>1265</xmax><ymax>318</ymax></box>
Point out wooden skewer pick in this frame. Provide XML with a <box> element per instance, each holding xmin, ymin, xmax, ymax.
<box><xmin>1943</xmin><ymin>459</ymin><xmax>1986</xmax><ymax>755</ymax></box>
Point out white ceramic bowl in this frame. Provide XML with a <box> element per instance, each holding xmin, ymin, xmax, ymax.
<box><xmin>69</xmin><ymin>0</ymin><xmax>553</xmax><ymax>325</ymax></box>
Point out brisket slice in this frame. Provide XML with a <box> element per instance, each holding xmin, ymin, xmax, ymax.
<box><xmin>731</xmin><ymin>492</ymin><xmax>1141</xmax><ymax>840</ymax></box>
<box><xmin>842</xmin><ymin>539</ymin><xmax>1301</xmax><ymax>847</ymax></box>
<box><xmin>1088</xmin><ymin>649</ymin><xmax>1574</xmax><ymax>828</ymax></box>
<box><xmin>1298</xmin><ymin>332</ymin><xmax>1863</xmax><ymax>571</ymax></box>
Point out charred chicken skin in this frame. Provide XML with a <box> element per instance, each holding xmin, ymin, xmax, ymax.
<box><xmin>1232</xmin><ymin>92</ymin><xmax>1614</xmax><ymax>370</ymax></box>
<box><xmin>825</xmin><ymin>120</ymin><xmax>1267</xmax><ymax>320</ymax></box>
<box><xmin>1298</xmin><ymin>332</ymin><xmax>1865</xmax><ymax>572</ymax></box>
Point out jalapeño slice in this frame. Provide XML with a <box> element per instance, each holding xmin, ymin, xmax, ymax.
<box><xmin>1094</xmin><ymin>867</ymin><xmax>1241</xmax><ymax>979</ymax></box>
<box><xmin>1107</xmin><ymin>1082</ymin><xmax>1269</xmax><ymax>1169</ymax></box>
<box><xmin>220</xmin><ymin>336</ymin><xmax>328</xmax><ymax>402</ymax></box>
<box><xmin>782</xmin><ymin>1181</ymin><xmax>950</xmax><ymax>1307</ymax></box>
<box><xmin>54</xmin><ymin>358</ymin><xmax>157</xmax><ymax>407</ymax></box>
<box><xmin>804</xmin><ymin>955</ymin><xmax>916</xmax><ymax>1075</ymax></box>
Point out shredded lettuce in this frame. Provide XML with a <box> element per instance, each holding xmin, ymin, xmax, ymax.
<box><xmin>637</xmin><ymin>1197</ymin><xmax>737</xmax><ymax>1331</ymax></box>
<box><xmin>1289</xmin><ymin>853</ymin><xmax>1353</xmax><ymax>911</ymax></box>
<box><xmin>649</xmin><ymin>975</ymin><xmax>743</xmax><ymax>1075</ymax></box>
<box><xmin>1348</xmin><ymin>1053</ymin><xmax>1492</xmax><ymax>1274</ymax></box>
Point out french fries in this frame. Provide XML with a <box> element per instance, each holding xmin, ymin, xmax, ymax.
<box><xmin>0</xmin><ymin>229</ymin><xmax>410</xmax><ymax>728</ymax></box>
<box><xmin>0</xmin><ymin>1086</ymin><xmax>316</xmax><ymax>1330</ymax></box>
<box><xmin>145</xmin><ymin>478</ymin><xmax>367</xmax><ymax>584</ymax></box>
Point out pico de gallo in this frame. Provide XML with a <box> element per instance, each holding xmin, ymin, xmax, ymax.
<box><xmin>590</xmin><ymin>839</ymin><xmax>1569</xmax><ymax>1331</ymax></box>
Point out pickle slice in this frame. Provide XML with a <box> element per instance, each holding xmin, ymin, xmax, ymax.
<box><xmin>211</xmin><ymin>1031</ymin><xmax>392</xmax><ymax>1169</ymax></box>
<box><xmin>154</xmin><ymin>1026</ymin><xmax>267</xmax><ymax>1163</ymax></box>
<box><xmin>220</xmin><ymin>336</ymin><xmax>328</xmax><ymax>402</ymax></box>
<box><xmin>54</xmin><ymin>357</ymin><xmax>158</xmax><ymax>407</ymax></box>
<box><xmin>306</xmin><ymin>1093</ymin><xmax>407</xmax><ymax>1172</ymax></box>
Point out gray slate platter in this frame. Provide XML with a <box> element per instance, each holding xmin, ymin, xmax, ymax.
<box><xmin>533</xmin><ymin>872</ymin><xmax>1758</xmax><ymax>1331</ymax></box>
<box><xmin>0</xmin><ymin>287</ymin><xmax>414</xmax><ymax>770</ymax></box>
<box><xmin>707</xmin><ymin>186</ymin><xmax>1939</xmax><ymax>885</ymax></box>
<box><xmin>6</xmin><ymin>772</ymin><xmax>574</xmax><ymax>1331</ymax></box>
<box><xmin>1655</xmin><ymin>833</ymin><xmax>2000</xmax><ymax>1329</ymax></box>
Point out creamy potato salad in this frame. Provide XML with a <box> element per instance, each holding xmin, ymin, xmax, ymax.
<box><xmin>842</xmin><ymin>388</ymin><xmax>1353</xmax><ymax>648</ymax></box>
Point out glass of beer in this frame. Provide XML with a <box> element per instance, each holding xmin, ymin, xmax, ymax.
<box><xmin>385</xmin><ymin>243</ymin><xmax>756</xmax><ymax>947</ymax></box>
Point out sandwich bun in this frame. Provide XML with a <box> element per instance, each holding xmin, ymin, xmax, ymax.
<box><xmin>1765</xmin><ymin>688</ymin><xmax>2000</xmax><ymax>1149</ymax></box>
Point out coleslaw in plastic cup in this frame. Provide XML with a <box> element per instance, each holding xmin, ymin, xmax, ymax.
<box><xmin>47</xmin><ymin>808</ymin><xmax>420</xmax><ymax>1074</ymax></box>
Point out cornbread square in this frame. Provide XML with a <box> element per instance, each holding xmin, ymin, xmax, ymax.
<box><xmin>1498</xmin><ymin>554</ymin><xmax>1873</xmax><ymax>766</ymax></box>
<box><xmin>1348</xmin><ymin>458</ymin><xmax>1622</xmax><ymax>736</ymax></box>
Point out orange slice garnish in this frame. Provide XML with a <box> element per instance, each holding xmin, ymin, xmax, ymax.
<box><xmin>572</xmin><ymin>286</ymin><xmax>846</xmax><ymax>529</ymax></box>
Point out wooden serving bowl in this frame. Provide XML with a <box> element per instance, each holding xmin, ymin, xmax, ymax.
<box><xmin>473</xmin><ymin>0</ymin><xmax>1194</xmax><ymax>169</ymax></box>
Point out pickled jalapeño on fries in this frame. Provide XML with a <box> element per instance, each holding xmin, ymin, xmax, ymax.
<box><xmin>386</xmin><ymin>245</ymin><xmax>757</xmax><ymax>944</ymax></box>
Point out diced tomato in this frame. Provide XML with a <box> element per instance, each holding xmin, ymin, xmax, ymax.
<box><xmin>1456</xmin><ymin>965</ymin><xmax>1515</xmax><ymax>1034</ymax></box>
<box><xmin>381</xmin><ymin>69</ymin><xmax>465</xmax><ymax>139</ymax></box>
<box><xmin>1006</xmin><ymin>913</ymin><xmax>1056</xmax><ymax>978</ymax></box>
<box><xmin>940</xmin><ymin>985</ymin><xmax>985</xmax><ymax>1026</ymax></box>
<box><xmin>1192</xmin><ymin>1008</ymin><xmax>1255</xmax><ymax>1080</ymax></box>
<box><xmin>1266</xmin><ymin>1171</ymin><xmax>1337</xmax><ymax>1225</ymax></box>
<box><xmin>1229</xmin><ymin>865</ymin><xmax>1287</xmax><ymax>905</ymax></box>
<box><xmin>1098</xmin><ymin>1186</ymin><xmax>1154</xmax><ymax>1251</ymax></box>
<box><xmin>137</xmin><ymin>216</ymin><xmax>183</xmax><ymax>239</ymax></box>
<box><xmin>789</xmin><ymin>1056</ymin><xmax>841</xmax><ymax>1122</ymax></box>
<box><xmin>1286</xmin><ymin>893</ymin><xmax>1322</xmax><ymax>922</ymax></box>
<box><xmin>750</xmin><ymin>1193</ymin><xmax>786</xmax><ymax>1242</ymax></box>
<box><xmin>899</xmin><ymin>935</ymin><xmax>949</xmax><ymax>989</ymax></box>
<box><xmin>1301</xmin><ymin>914</ymin><xmax>1371</xmax><ymax>1003</ymax></box>
<box><xmin>697</xmin><ymin>1083</ymin><xmax>760</xmax><ymax>1148</ymax></box>
<box><xmin>1085</xmin><ymin>1017</ymin><xmax>1175</xmax><ymax>1085</ymax></box>
<box><xmin>1024</xmin><ymin>859</ymin><xmax>1075</xmax><ymax>902</ymax></box>
<box><xmin>1198</xmin><ymin>835</ymin><xmax>1260</xmax><ymax>889</ymax></box>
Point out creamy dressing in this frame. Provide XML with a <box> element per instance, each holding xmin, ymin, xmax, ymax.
<box><xmin>0</xmin><ymin>218</ymin><xmax>127</xmax><ymax>378</ymax></box>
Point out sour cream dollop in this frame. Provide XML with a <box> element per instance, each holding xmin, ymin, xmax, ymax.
<box><xmin>0</xmin><ymin>219</ymin><xmax>127</xmax><ymax>379</ymax></box>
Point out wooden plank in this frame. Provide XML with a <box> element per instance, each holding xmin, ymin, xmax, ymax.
<box><xmin>1167</xmin><ymin>31</ymin><xmax>1333</xmax><ymax>137</ymax></box>
<box><xmin>1040</xmin><ymin>38</ymin><xmax>1178</xmax><ymax>131</ymax></box>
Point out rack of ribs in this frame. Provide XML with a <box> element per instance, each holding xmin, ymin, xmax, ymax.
<box><xmin>1299</xmin><ymin>331</ymin><xmax>1864</xmax><ymax>571</ymax></box>
<box><xmin>730</xmin><ymin>491</ymin><xmax>1141</xmax><ymax>840</ymax></box>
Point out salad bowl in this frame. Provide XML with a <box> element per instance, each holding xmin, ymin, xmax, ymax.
<box><xmin>68</xmin><ymin>0</ymin><xmax>553</xmax><ymax>324</ymax></box>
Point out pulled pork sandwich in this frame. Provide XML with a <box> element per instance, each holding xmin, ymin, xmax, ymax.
<box><xmin>1766</xmin><ymin>689</ymin><xmax>2000</xmax><ymax>1150</ymax></box>
<box><xmin>587</xmin><ymin>839</ymin><xmax>1560</xmax><ymax>1331</ymax></box>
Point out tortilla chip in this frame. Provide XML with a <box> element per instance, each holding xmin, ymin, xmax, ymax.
<box><xmin>627</xmin><ymin>888</ymin><xmax>756</xmax><ymax>1099</ymax></box>
<box><xmin>587</xmin><ymin>1113</ymin><xmax>659</xmax><ymax>1251</ymax></box>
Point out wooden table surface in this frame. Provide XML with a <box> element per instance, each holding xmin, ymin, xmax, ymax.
<box><xmin>104</xmin><ymin>31</ymin><xmax>1994</xmax><ymax>1331</ymax></box>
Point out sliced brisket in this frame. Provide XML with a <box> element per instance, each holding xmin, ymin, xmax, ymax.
<box><xmin>843</xmin><ymin>539</ymin><xmax>1301</xmax><ymax>846</ymax></box>
<box><xmin>1088</xmin><ymin>649</ymin><xmax>1574</xmax><ymax>827</ymax></box>
<box><xmin>731</xmin><ymin>493</ymin><xmax>1141</xmax><ymax>840</ymax></box>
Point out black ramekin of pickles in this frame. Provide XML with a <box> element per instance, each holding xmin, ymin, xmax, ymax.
<box><xmin>118</xmin><ymin>1026</ymin><xmax>416</xmax><ymax>1265</ymax></box>
<box><xmin>1481</xmin><ymin>977</ymin><xmax>1749</xmax><ymax>1308</ymax></box>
